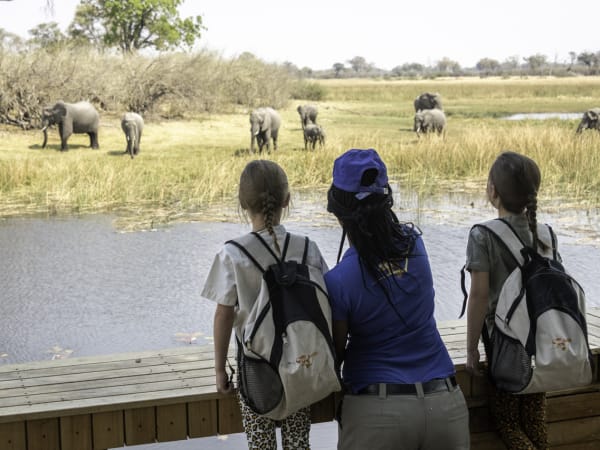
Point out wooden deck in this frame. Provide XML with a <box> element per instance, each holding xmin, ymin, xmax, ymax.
<box><xmin>0</xmin><ymin>308</ymin><xmax>599</xmax><ymax>450</ymax></box>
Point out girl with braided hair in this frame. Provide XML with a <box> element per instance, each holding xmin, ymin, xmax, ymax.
<box><xmin>465</xmin><ymin>151</ymin><xmax>556</xmax><ymax>449</ymax></box>
<box><xmin>325</xmin><ymin>149</ymin><xmax>469</xmax><ymax>450</ymax></box>
<box><xmin>202</xmin><ymin>159</ymin><xmax>328</xmax><ymax>449</ymax></box>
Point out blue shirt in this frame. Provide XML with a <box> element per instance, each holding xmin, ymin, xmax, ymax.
<box><xmin>324</xmin><ymin>232</ymin><xmax>455</xmax><ymax>393</ymax></box>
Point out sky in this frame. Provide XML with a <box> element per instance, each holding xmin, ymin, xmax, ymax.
<box><xmin>0</xmin><ymin>0</ymin><xmax>598</xmax><ymax>71</ymax></box>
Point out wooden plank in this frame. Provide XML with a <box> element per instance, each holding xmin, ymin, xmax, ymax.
<box><xmin>124</xmin><ymin>406</ymin><xmax>156</xmax><ymax>445</ymax></box>
<box><xmin>27</xmin><ymin>418</ymin><xmax>60</xmax><ymax>450</ymax></box>
<box><xmin>59</xmin><ymin>414</ymin><xmax>92</xmax><ymax>450</ymax></box>
<box><xmin>156</xmin><ymin>403</ymin><xmax>187</xmax><ymax>442</ymax></box>
<box><xmin>550</xmin><ymin>441</ymin><xmax>600</xmax><ymax>449</ymax></box>
<box><xmin>188</xmin><ymin>399</ymin><xmax>218</xmax><ymax>438</ymax></box>
<box><xmin>0</xmin><ymin>421</ymin><xmax>26</xmax><ymax>450</ymax></box>
<box><xmin>548</xmin><ymin>416</ymin><xmax>600</xmax><ymax>446</ymax></box>
<box><xmin>91</xmin><ymin>411</ymin><xmax>124</xmax><ymax>450</ymax></box>
<box><xmin>217</xmin><ymin>396</ymin><xmax>243</xmax><ymax>435</ymax></box>
<box><xmin>547</xmin><ymin>389</ymin><xmax>600</xmax><ymax>422</ymax></box>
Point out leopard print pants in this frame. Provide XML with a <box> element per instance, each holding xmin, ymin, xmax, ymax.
<box><xmin>238</xmin><ymin>393</ymin><xmax>311</xmax><ymax>449</ymax></box>
<box><xmin>491</xmin><ymin>388</ymin><xmax>548</xmax><ymax>450</ymax></box>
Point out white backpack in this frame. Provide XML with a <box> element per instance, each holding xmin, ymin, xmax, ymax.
<box><xmin>227</xmin><ymin>232</ymin><xmax>341</xmax><ymax>420</ymax></box>
<box><xmin>476</xmin><ymin>219</ymin><xmax>592</xmax><ymax>394</ymax></box>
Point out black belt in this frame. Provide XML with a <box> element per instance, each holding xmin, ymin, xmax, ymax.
<box><xmin>357</xmin><ymin>376</ymin><xmax>457</xmax><ymax>396</ymax></box>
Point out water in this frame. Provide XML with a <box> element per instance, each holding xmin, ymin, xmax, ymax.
<box><xmin>1</xmin><ymin>190</ymin><xmax>599</xmax><ymax>449</ymax></box>
<box><xmin>503</xmin><ymin>112</ymin><xmax>582</xmax><ymax>121</ymax></box>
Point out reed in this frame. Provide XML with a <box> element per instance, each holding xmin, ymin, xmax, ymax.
<box><xmin>1</xmin><ymin>77</ymin><xmax>599</xmax><ymax>221</ymax></box>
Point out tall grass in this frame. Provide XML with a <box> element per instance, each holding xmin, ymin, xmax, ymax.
<box><xmin>1</xmin><ymin>77</ymin><xmax>599</xmax><ymax>222</ymax></box>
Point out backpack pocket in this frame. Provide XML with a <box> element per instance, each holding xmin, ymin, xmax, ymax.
<box><xmin>237</xmin><ymin>346</ymin><xmax>283</xmax><ymax>415</ymax></box>
<box><xmin>488</xmin><ymin>328</ymin><xmax>533</xmax><ymax>393</ymax></box>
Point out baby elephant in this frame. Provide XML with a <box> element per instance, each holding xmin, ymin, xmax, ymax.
<box><xmin>414</xmin><ymin>109</ymin><xmax>446</xmax><ymax>137</ymax></box>
<box><xmin>576</xmin><ymin>108</ymin><xmax>600</xmax><ymax>133</ymax></box>
<box><xmin>303</xmin><ymin>123</ymin><xmax>325</xmax><ymax>150</ymax></box>
<box><xmin>121</xmin><ymin>112</ymin><xmax>144</xmax><ymax>158</ymax></box>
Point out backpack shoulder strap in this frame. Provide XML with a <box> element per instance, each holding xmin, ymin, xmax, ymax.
<box><xmin>226</xmin><ymin>239</ymin><xmax>266</xmax><ymax>273</ymax></box>
<box><xmin>474</xmin><ymin>218</ymin><xmax>526</xmax><ymax>267</ymax></box>
<box><xmin>536</xmin><ymin>223</ymin><xmax>557</xmax><ymax>260</ymax></box>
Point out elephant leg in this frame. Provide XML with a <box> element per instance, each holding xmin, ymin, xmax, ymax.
<box><xmin>58</xmin><ymin>124</ymin><xmax>68</xmax><ymax>151</ymax></box>
<box><xmin>89</xmin><ymin>132</ymin><xmax>99</xmax><ymax>149</ymax></box>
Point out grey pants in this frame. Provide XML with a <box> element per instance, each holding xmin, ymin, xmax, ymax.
<box><xmin>337</xmin><ymin>385</ymin><xmax>470</xmax><ymax>450</ymax></box>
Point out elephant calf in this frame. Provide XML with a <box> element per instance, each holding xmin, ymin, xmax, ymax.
<box><xmin>41</xmin><ymin>100</ymin><xmax>100</xmax><ymax>151</ymax></box>
<box><xmin>121</xmin><ymin>112</ymin><xmax>144</xmax><ymax>158</ymax></box>
<box><xmin>414</xmin><ymin>109</ymin><xmax>446</xmax><ymax>137</ymax></box>
<box><xmin>303</xmin><ymin>124</ymin><xmax>325</xmax><ymax>150</ymax></box>
<box><xmin>576</xmin><ymin>108</ymin><xmax>600</xmax><ymax>133</ymax></box>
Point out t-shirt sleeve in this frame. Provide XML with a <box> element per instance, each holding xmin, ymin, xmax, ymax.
<box><xmin>324</xmin><ymin>270</ymin><xmax>349</xmax><ymax>322</ymax></box>
<box><xmin>201</xmin><ymin>247</ymin><xmax>238</xmax><ymax>306</ymax></box>
<box><xmin>465</xmin><ymin>226</ymin><xmax>490</xmax><ymax>273</ymax></box>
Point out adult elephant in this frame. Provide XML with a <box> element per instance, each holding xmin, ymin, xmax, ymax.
<box><xmin>297</xmin><ymin>104</ymin><xmax>318</xmax><ymax>130</ymax></box>
<box><xmin>414</xmin><ymin>92</ymin><xmax>443</xmax><ymax>112</ymax></box>
<box><xmin>575</xmin><ymin>108</ymin><xmax>600</xmax><ymax>133</ymax></box>
<box><xmin>41</xmin><ymin>101</ymin><xmax>100</xmax><ymax>151</ymax></box>
<box><xmin>250</xmin><ymin>107</ymin><xmax>281</xmax><ymax>153</ymax></box>
<box><xmin>414</xmin><ymin>109</ymin><xmax>446</xmax><ymax>137</ymax></box>
<box><xmin>121</xmin><ymin>112</ymin><xmax>144</xmax><ymax>158</ymax></box>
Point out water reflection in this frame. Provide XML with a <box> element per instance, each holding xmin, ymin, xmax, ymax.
<box><xmin>1</xmin><ymin>189</ymin><xmax>599</xmax><ymax>366</ymax></box>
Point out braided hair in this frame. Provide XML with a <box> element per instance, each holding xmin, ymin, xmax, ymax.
<box><xmin>327</xmin><ymin>168</ymin><xmax>421</xmax><ymax>312</ymax></box>
<box><xmin>239</xmin><ymin>160</ymin><xmax>289</xmax><ymax>254</ymax></box>
<box><xmin>489</xmin><ymin>151</ymin><xmax>543</xmax><ymax>249</ymax></box>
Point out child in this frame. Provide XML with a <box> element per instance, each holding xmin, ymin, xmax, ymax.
<box><xmin>201</xmin><ymin>159</ymin><xmax>328</xmax><ymax>449</ymax></box>
<box><xmin>465</xmin><ymin>151</ymin><xmax>552</xmax><ymax>449</ymax></box>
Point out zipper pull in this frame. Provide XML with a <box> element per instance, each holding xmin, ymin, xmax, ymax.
<box><xmin>282</xmin><ymin>332</ymin><xmax>288</xmax><ymax>345</ymax></box>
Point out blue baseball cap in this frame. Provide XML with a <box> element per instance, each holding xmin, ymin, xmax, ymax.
<box><xmin>332</xmin><ymin>149</ymin><xmax>389</xmax><ymax>199</ymax></box>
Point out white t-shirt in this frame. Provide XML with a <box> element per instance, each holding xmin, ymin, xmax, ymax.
<box><xmin>201</xmin><ymin>224</ymin><xmax>328</xmax><ymax>341</ymax></box>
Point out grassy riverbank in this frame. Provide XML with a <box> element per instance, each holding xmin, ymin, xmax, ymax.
<box><xmin>1</xmin><ymin>77</ymin><xmax>600</xmax><ymax>223</ymax></box>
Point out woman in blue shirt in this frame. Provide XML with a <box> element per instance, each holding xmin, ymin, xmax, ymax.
<box><xmin>325</xmin><ymin>149</ymin><xmax>469</xmax><ymax>450</ymax></box>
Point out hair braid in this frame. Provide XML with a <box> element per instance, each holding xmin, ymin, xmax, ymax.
<box><xmin>262</xmin><ymin>192</ymin><xmax>281</xmax><ymax>255</ymax></box>
<box><xmin>526</xmin><ymin>194</ymin><xmax>540</xmax><ymax>250</ymax></box>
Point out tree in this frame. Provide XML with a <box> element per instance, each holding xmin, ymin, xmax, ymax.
<box><xmin>476</xmin><ymin>57</ymin><xmax>500</xmax><ymax>76</ymax></box>
<box><xmin>436</xmin><ymin>57</ymin><xmax>461</xmax><ymax>75</ymax></box>
<box><xmin>68</xmin><ymin>0</ymin><xmax>204</xmax><ymax>53</ymax></box>
<box><xmin>27</xmin><ymin>22</ymin><xmax>66</xmax><ymax>49</ymax></box>
<box><xmin>523</xmin><ymin>53</ymin><xmax>548</xmax><ymax>74</ymax></box>
<box><xmin>332</xmin><ymin>62</ymin><xmax>344</xmax><ymax>77</ymax></box>
<box><xmin>347</xmin><ymin>56</ymin><xmax>370</xmax><ymax>73</ymax></box>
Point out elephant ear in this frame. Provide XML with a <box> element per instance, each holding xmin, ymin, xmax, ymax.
<box><xmin>260</xmin><ymin>111</ymin><xmax>271</xmax><ymax>131</ymax></box>
<box><xmin>588</xmin><ymin>110</ymin><xmax>598</xmax><ymax>121</ymax></box>
<box><xmin>54</xmin><ymin>102</ymin><xmax>67</xmax><ymax>118</ymax></box>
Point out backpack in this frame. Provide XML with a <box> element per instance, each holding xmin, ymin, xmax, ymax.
<box><xmin>226</xmin><ymin>232</ymin><xmax>341</xmax><ymax>420</ymax></box>
<box><xmin>461</xmin><ymin>218</ymin><xmax>593</xmax><ymax>394</ymax></box>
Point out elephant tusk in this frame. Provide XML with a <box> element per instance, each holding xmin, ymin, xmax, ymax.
<box><xmin>41</xmin><ymin>125</ymin><xmax>48</xmax><ymax>132</ymax></box>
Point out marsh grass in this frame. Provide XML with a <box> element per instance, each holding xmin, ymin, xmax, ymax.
<box><xmin>1</xmin><ymin>77</ymin><xmax>600</xmax><ymax>224</ymax></box>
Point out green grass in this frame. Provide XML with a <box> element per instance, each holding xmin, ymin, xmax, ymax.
<box><xmin>1</xmin><ymin>77</ymin><xmax>600</xmax><ymax>224</ymax></box>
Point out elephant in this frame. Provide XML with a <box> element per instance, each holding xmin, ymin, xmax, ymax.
<box><xmin>121</xmin><ymin>112</ymin><xmax>144</xmax><ymax>158</ymax></box>
<box><xmin>414</xmin><ymin>92</ymin><xmax>443</xmax><ymax>112</ymax></box>
<box><xmin>41</xmin><ymin>101</ymin><xmax>99</xmax><ymax>151</ymax></box>
<box><xmin>303</xmin><ymin>123</ymin><xmax>325</xmax><ymax>150</ymax></box>
<box><xmin>414</xmin><ymin>109</ymin><xmax>446</xmax><ymax>137</ymax></box>
<box><xmin>575</xmin><ymin>108</ymin><xmax>600</xmax><ymax>133</ymax></box>
<box><xmin>250</xmin><ymin>107</ymin><xmax>281</xmax><ymax>153</ymax></box>
<box><xmin>297</xmin><ymin>104</ymin><xmax>318</xmax><ymax>130</ymax></box>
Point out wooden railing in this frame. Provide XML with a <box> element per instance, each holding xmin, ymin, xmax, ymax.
<box><xmin>1</xmin><ymin>308</ymin><xmax>599</xmax><ymax>450</ymax></box>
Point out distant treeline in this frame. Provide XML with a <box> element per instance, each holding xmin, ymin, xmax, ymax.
<box><xmin>2</xmin><ymin>43</ymin><xmax>600</xmax><ymax>128</ymax></box>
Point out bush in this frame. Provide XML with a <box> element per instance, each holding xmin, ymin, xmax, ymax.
<box><xmin>0</xmin><ymin>47</ymin><xmax>296</xmax><ymax>126</ymax></box>
<box><xmin>290</xmin><ymin>81</ymin><xmax>327</xmax><ymax>101</ymax></box>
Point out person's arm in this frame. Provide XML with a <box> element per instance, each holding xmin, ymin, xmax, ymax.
<box><xmin>466</xmin><ymin>270</ymin><xmax>489</xmax><ymax>376</ymax></box>
<box><xmin>332</xmin><ymin>320</ymin><xmax>348</xmax><ymax>369</ymax></box>
<box><xmin>214</xmin><ymin>303</ymin><xmax>235</xmax><ymax>394</ymax></box>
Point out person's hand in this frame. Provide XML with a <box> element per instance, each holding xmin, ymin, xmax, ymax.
<box><xmin>216</xmin><ymin>369</ymin><xmax>234</xmax><ymax>395</ymax></box>
<box><xmin>466</xmin><ymin>348</ymin><xmax>483</xmax><ymax>377</ymax></box>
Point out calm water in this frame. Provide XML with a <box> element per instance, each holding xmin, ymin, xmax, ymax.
<box><xmin>1</xmin><ymin>190</ymin><xmax>599</xmax><ymax>449</ymax></box>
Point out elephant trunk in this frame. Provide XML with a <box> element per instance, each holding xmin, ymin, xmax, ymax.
<box><xmin>41</xmin><ymin>125</ymin><xmax>48</xmax><ymax>148</ymax></box>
